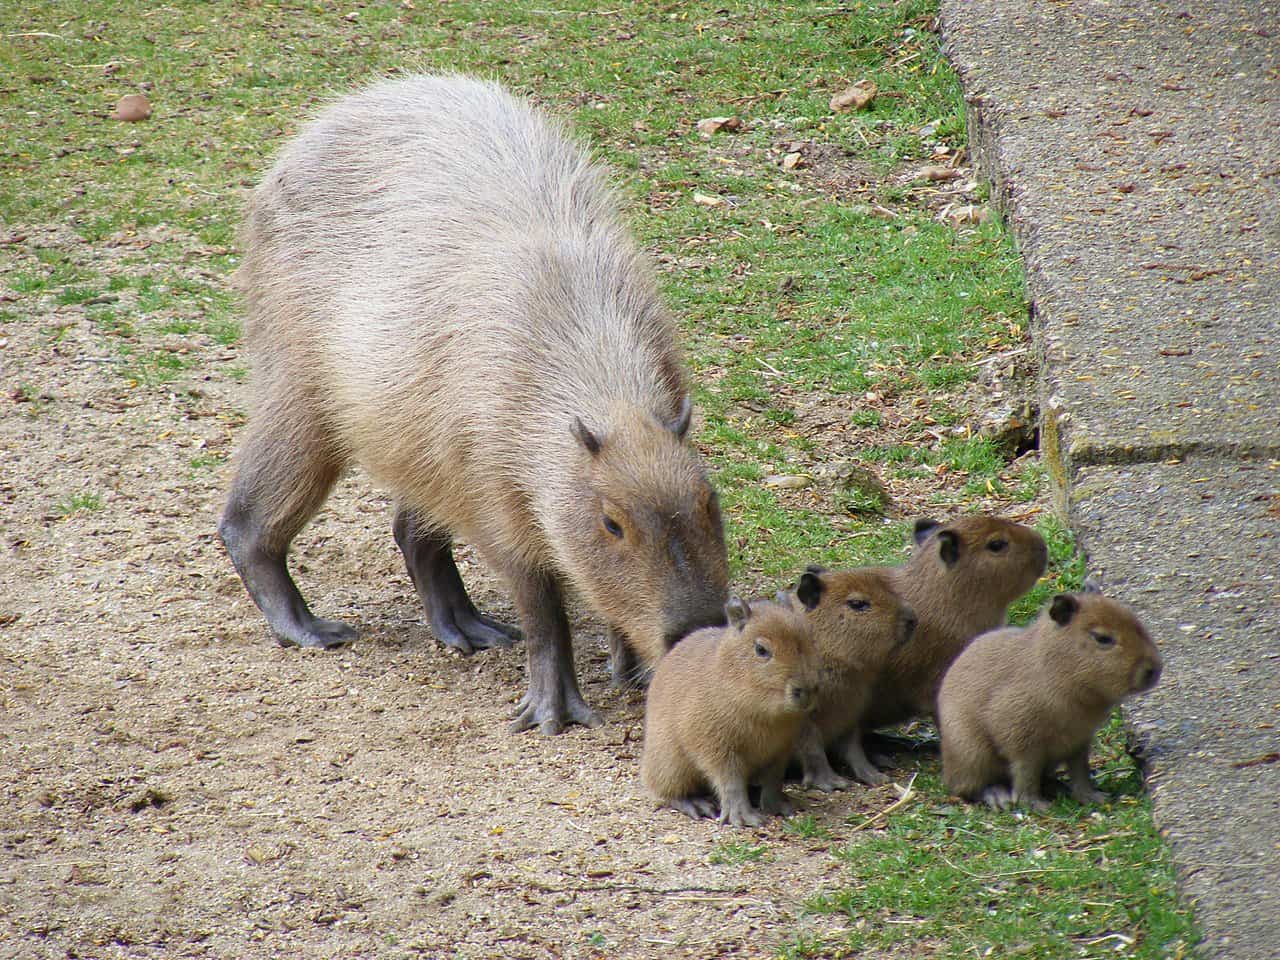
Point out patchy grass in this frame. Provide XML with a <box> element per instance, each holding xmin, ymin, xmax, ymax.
<box><xmin>54</xmin><ymin>492</ymin><xmax>104</xmax><ymax>517</ymax></box>
<box><xmin>709</xmin><ymin>839</ymin><xmax>769</xmax><ymax>866</ymax></box>
<box><xmin>0</xmin><ymin>0</ymin><xmax>1196</xmax><ymax>956</ymax></box>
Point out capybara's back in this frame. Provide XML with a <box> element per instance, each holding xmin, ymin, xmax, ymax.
<box><xmin>237</xmin><ymin>74</ymin><xmax>682</xmax><ymax>522</ymax></box>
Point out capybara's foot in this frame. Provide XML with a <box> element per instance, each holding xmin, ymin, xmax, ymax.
<box><xmin>1070</xmin><ymin>782</ymin><xmax>1106</xmax><ymax>805</ymax></box>
<box><xmin>803</xmin><ymin>767</ymin><xmax>852</xmax><ymax>792</ymax></box>
<box><xmin>276</xmin><ymin>616</ymin><xmax>358</xmax><ymax>650</ymax></box>
<box><xmin>432</xmin><ymin>606</ymin><xmax>520</xmax><ymax>655</ymax></box>
<box><xmin>718</xmin><ymin>800</ymin><xmax>766</xmax><ymax>828</ymax></box>
<box><xmin>981</xmin><ymin>784</ymin><xmax>1048</xmax><ymax>812</ymax></box>
<box><xmin>509</xmin><ymin>686</ymin><xmax>602</xmax><ymax>735</ymax></box>
<box><xmin>758</xmin><ymin>791</ymin><xmax>796</xmax><ymax>817</ymax></box>
<box><xmin>668</xmin><ymin>796</ymin><xmax>718</xmax><ymax>820</ymax></box>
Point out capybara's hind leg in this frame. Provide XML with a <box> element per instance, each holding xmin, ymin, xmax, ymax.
<box><xmin>219</xmin><ymin>414</ymin><xmax>352</xmax><ymax>649</ymax></box>
<box><xmin>392</xmin><ymin>509</ymin><xmax>520</xmax><ymax>655</ymax></box>
<box><xmin>507</xmin><ymin>570</ymin><xmax>601</xmax><ymax>735</ymax></box>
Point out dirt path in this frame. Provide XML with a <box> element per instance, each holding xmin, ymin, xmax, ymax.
<box><xmin>0</xmin><ymin>229</ymin><xmax>910</xmax><ymax>959</ymax></box>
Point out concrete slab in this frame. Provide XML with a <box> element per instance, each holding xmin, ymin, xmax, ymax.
<box><xmin>1070</xmin><ymin>459</ymin><xmax>1279</xmax><ymax>958</ymax></box>
<box><xmin>941</xmin><ymin>0</ymin><xmax>1280</xmax><ymax>475</ymax></box>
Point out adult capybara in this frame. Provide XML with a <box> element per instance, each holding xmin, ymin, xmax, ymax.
<box><xmin>219</xmin><ymin>74</ymin><xmax>730</xmax><ymax>734</ymax></box>
<box><xmin>939</xmin><ymin>590</ymin><xmax>1162</xmax><ymax>809</ymax></box>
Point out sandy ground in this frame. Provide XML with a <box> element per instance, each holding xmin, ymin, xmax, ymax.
<box><xmin>0</xmin><ymin>225</ymin><xmax>922</xmax><ymax>960</ymax></box>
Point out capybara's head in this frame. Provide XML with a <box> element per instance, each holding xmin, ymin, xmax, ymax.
<box><xmin>717</xmin><ymin>596</ymin><xmax>818</xmax><ymax>714</ymax></box>
<box><xmin>908</xmin><ymin>515</ymin><xmax>1048</xmax><ymax>611</ymax></box>
<box><xmin>782</xmin><ymin>566</ymin><xmax>916</xmax><ymax>674</ymax></box>
<box><xmin>561</xmin><ymin>400</ymin><xmax>729</xmax><ymax>665</ymax></box>
<box><xmin>1044</xmin><ymin>591</ymin><xmax>1163</xmax><ymax>702</ymax></box>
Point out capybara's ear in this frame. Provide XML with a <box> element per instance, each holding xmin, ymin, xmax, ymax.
<box><xmin>805</xmin><ymin>564</ymin><xmax>827</xmax><ymax>575</ymax></box>
<box><xmin>1049</xmin><ymin>593</ymin><xmax>1079</xmax><ymax>625</ymax></box>
<box><xmin>570</xmin><ymin>417</ymin><xmax>602</xmax><ymax>455</ymax></box>
<box><xmin>937</xmin><ymin>529</ymin><xmax>961</xmax><ymax>566</ymax></box>
<box><xmin>913</xmin><ymin>518</ymin><xmax>941</xmax><ymax>545</ymax></box>
<box><xmin>796</xmin><ymin>571</ymin><xmax>824</xmax><ymax>611</ymax></box>
<box><xmin>664</xmin><ymin>395</ymin><xmax>693</xmax><ymax>440</ymax></box>
<box><xmin>1081</xmin><ymin>576</ymin><xmax>1103</xmax><ymax>594</ymax></box>
<box><xmin>725</xmin><ymin>595</ymin><xmax>750</xmax><ymax>631</ymax></box>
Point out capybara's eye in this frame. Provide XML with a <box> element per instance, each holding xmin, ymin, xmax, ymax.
<box><xmin>846</xmin><ymin>598</ymin><xmax>870</xmax><ymax>612</ymax></box>
<box><xmin>1092</xmin><ymin>632</ymin><xmax>1116</xmax><ymax>648</ymax></box>
<box><xmin>987</xmin><ymin>539</ymin><xmax>1009</xmax><ymax>553</ymax></box>
<box><xmin>753</xmin><ymin>641</ymin><xmax>772</xmax><ymax>660</ymax></box>
<box><xmin>602</xmin><ymin>515</ymin><xmax>624</xmax><ymax>538</ymax></box>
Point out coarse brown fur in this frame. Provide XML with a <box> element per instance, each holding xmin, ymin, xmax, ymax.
<box><xmin>868</xmin><ymin>515</ymin><xmax>1049</xmax><ymax>729</ymax></box>
<box><xmin>640</xmin><ymin>597</ymin><xmax>819</xmax><ymax>826</ymax></box>
<box><xmin>220</xmin><ymin>74</ymin><xmax>729</xmax><ymax>734</ymax></box>
<box><xmin>777</xmin><ymin>568</ymin><xmax>917</xmax><ymax>791</ymax></box>
<box><xmin>939</xmin><ymin>590</ymin><xmax>1162</xmax><ymax>809</ymax></box>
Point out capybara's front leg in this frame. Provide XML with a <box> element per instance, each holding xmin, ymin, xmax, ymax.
<box><xmin>836</xmin><ymin>726</ymin><xmax>889</xmax><ymax>786</ymax></box>
<box><xmin>607</xmin><ymin>627</ymin><xmax>645</xmax><ymax>689</ymax></box>
<box><xmin>1065</xmin><ymin>746</ymin><xmax>1105</xmax><ymax>805</ymax></box>
<box><xmin>713</xmin><ymin>773</ymin><xmax>764</xmax><ymax>828</ymax></box>
<box><xmin>393</xmin><ymin>509</ymin><xmax>520</xmax><ymax>654</ymax></box>
<box><xmin>757</xmin><ymin>757</ymin><xmax>797</xmax><ymax>817</ymax></box>
<box><xmin>796</xmin><ymin>721</ymin><xmax>851</xmax><ymax>792</ymax></box>
<box><xmin>508</xmin><ymin>570</ymin><xmax>602</xmax><ymax>735</ymax></box>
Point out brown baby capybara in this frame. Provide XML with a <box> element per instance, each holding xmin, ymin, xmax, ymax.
<box><xmin>778</xmin><ymin>567</ymin><xmax>917</xmax><ymax>791</ymax></box>
<box><xmin>641</xmin><ymin>595</ymin><xmax>820</xmax><ymax>826</ymax></box>
<box><xmin>939</xmin><ymin>590</ymin><xmax>1163</xmax><ymax>809</ymax></box>
<box><xmin>219</xmin><ymin>74</ymin><xmax>729</xmax><ymax>735</ymax></box>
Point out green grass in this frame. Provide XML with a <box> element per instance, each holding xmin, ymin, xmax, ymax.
<box><xmin>782</xmin><ymin>715</ymin><xmax>1191</xmax><ymax>959</ymax></box>
<box><xmin>1</xmin><ymin>0</ymin><xmax>1195</xmax><ymax>955</ymax></box>
<box><xmin>709</xmin><ymin>839</ymin><xmax>769</xmax><ymax>865</ymax></box>
<box><xmin>55</xmin><ymin>492</ymin><xmax>104</xmax><ymax>516</ymax></box>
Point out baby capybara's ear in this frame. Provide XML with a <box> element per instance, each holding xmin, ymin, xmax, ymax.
<box><xmin>913</xmin><ymin>517</ymin><xmax>941</xmax><ymax>545</ymax></box>
<box><xmin>725</xmin><ymin>595</ymin><xmax>751</xmax><ymax>632</ymax></box>
<box><xmin>796</xmin><ymin>571</ymin><xmax>825</xmax><ymax>611</ymax></box>
<box><xmin>936</xmin><ymin>529</ymin><xmax>961</xmax><ymax>566</ymax></box>
<box><xmin>1049</xmin><ymin>593</ymin><xmax>1079</xmax><ymax>626</ymax></box>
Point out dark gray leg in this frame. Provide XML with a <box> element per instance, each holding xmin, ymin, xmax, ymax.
<box><xmin>218</xmin><ymin>414</ymin><xmax>352</xmax><ymax>649</ymax></box>
<box><xmin>508</xmin><ymin>570</ymin><xmax>602</xmax><ymax>735</ymax></box>
<box><xmin>797</xmin><ymin>722</ymin><xmax>851</xmax><ymax>792</ymax></box>
<box><xmin>608</xmin><ymin>627</ymin><xmax>646</xmax><ymax>689</ymax></box>
<box><xmin>393</xmin><ymin>509</ymin><xmax>520</xmax><ymax>655</ymax></box>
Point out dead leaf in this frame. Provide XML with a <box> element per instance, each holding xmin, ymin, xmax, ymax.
<box><xmin>695</xmin><ymin>116</ymin><xmax>741</xmax><ymax>136</ymax></box>
<box><xmin>830</xmin><ymin>80</ymin><xmax>877</xmax><ymax>113</ymax></box>
<box><xmin>692</xmin><ymin>192</ymin><xmax>724</xmax><ymax>207</ymax></box>
<box><xmin>764</xmin><ymin>474</ymin><xmax>812</xmax><ymax>489</ymax></box>
<box><xmin>246</xmin><ymin>846</ymin><xmax>273</xmax><ymax>865</ymax></box>
<box><xmin>781</xmin><ymin>151</ymin><xmax>803</xmax><ymax>170</ymax></box>
<box><xmin>946</xmin><ymin>204</ymin><xmax>991</xmax><ymax>227</ymax></box>
<box><xmin>918</xmin><ymin>165</ymin><xmax>961</xmax><ymax>182</ymax></box>
<box><xmin>111</xmin><ymin>93</ymin><xmax>151</xmax><ymax>122</ymax></box>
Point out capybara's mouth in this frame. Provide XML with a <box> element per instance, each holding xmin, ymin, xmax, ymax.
<box><xmin>787</xmin><ymin>686</ymin><xmax>816</xmax><ymax>713</ymax></box>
